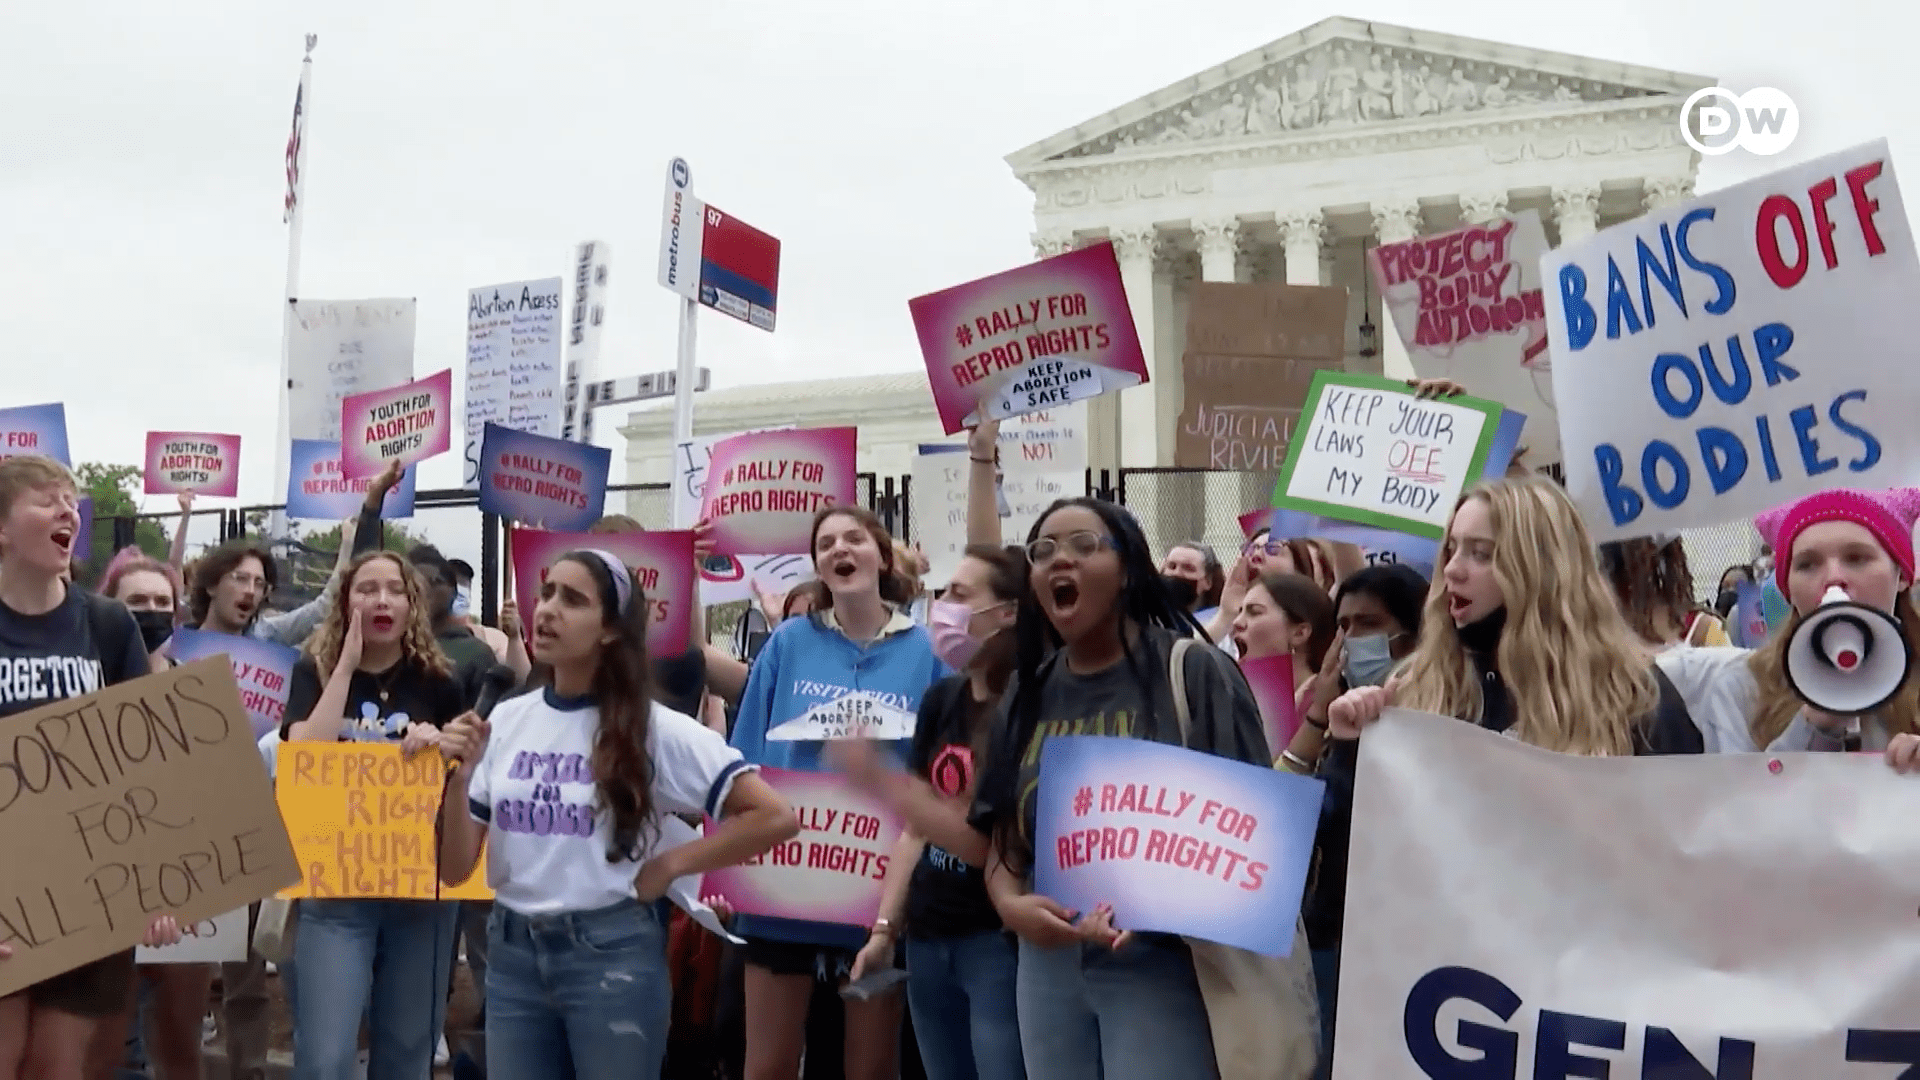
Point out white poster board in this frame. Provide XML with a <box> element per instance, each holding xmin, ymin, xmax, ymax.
<box><xmin>464</xmin><ymin>277</ymin><xmax>564</xmax><ymax>487</ymax></box>
<box><xmin>911</xmin><ymin>404</ymin><xmax>1086</xmax><ymax>588</ymax></box>
<box><xmin>134</xmin><ymin>906</ymin><xmax>248</xmax><ymax>964</ymax></box>
<box><xmin>287</xmin><ymin>299</ymin><xmax>417</xmax><ymax>443</ymax></box>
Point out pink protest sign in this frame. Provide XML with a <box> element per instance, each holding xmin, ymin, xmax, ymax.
<box><xmin>507</xmin><ymin>527</ymin><xmax>695</xmax><ymax>658</ymax></box>
<box><xmin>339</xmin><ymin>368</ymin><xmax>454</xmax><ymax>479</ymax></box>
<box><xmin>1240</xmin><ymin>653</ymin><xmax>1299</xmax><ymax>758</ymax></box>
<box><xmin>142</xmin><ymin>432</ymin><xmax>241</xmax><ymax>497</ymax></box>
<box><xmin>699</xmin><ymin>427</ymin><xmax>857</xmax><ymax>556</ymax></box>
<box><xmin>1369</xmin><ymin>211</ymin><xmax>1558</xmax><ymax>466</ymax></box>
<box><xmin>700</xmin><ymin>768</ymin><xmax>901</xmax><ymax>928</ymax></box>
<box><xmin>909</xmin><ymin>241</ymin><xmax>1148</xmax><ymax>434</ymax></box>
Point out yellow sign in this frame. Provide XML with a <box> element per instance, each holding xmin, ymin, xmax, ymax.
<box><xmin>274</xmin><ymin>743</ymin><xmax>491</xmax><ymax>900</ymax></box>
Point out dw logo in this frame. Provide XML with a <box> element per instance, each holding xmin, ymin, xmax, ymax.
<box><xmin>1680</xmin><ymin>87</ymin><xmax>1798</xmax><ymax>157</ymax></box>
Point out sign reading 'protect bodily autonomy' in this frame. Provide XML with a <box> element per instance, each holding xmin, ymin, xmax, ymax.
<box><xmin>1544</xmin><ymin>138</ymin><xmax>1920</xmax><ymax>541</ymax></box>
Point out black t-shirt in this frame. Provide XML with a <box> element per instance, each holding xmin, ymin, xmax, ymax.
<box><xmin>903</xmin><ymin>675</ymin><xmax>1001</xmax><ymax>940</ymax></box>
<box><xmin>279</xmin><ymin>655</ymin><xmax>466</xmax><ymax>742</ymax></box>
<box><xmin>0</xmin><ymin>587</ymin><xmax>148</xmax><ymax>718</ymax></box>
<box><xmin>652</xmin><ymin>645</ymin><xmax>706</xmax><ymax>719</ymax></box>
<box><xmin>436</xmin><ymin>625</ymin><xmax>497</xmax><ymax>710</ymax></box>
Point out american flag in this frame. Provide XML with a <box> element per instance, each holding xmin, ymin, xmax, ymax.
<box><xmin>283</xmin><ymin>80</ymin><xmax>304</xmax><ymax>223</ymax></box>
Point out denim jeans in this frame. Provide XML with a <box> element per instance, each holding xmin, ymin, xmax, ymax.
<box><xmin>1311</xmin><ymin>948</ymin><xmax>1339</xmax><ymax>1080</ymax></box>
<box><xmin>1016</xmin><ymin>936</ymin><xmax>1218</xmax><ymax>1080</ymax></box>
<box><xmin>291</xmin><ymin>899</ymin><xmax>459</xmax><ymax>1080</ymax></box>
<box><xmin>484</xmin><ymin>897</ymin><xmax>671</xmax><ymax>1080</ymax></box>
<box><xmin>905</xmin><ymin>931</ymin><xmax>1026</xmax><ymax>1080</ymax></box>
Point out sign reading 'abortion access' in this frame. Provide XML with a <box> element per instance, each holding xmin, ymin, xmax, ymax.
<box><xmin>699</xmin><ymin>427</ymin><xmax>857</xmax><ymax>555</ymax></box>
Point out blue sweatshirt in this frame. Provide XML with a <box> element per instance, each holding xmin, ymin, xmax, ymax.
<box><xmin>729</xmin><ymin>606</ymin><xmax>948</xmax><ymax>947</ymax></box>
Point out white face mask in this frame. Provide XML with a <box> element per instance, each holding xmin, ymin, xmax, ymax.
<box><xmin>451</xmin><ymin>584</ymin><xmax>471</xmax><ymax>618</ymax></box>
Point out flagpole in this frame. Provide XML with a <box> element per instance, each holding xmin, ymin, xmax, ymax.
<box><xmin>271</xmin><ymin>33</ymin><xmax>317</xmax><ymax>541</ymax></box>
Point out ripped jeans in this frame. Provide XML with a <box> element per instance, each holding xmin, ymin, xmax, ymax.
<box><xmin>485</xmin><ymin>897</ymin><xmax>671</xmax><ymax>1080</ymax></box>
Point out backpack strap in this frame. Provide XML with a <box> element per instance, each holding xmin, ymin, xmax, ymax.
<box><xmin>1169</xmin><ymin>636</ymin><xmax>1196</xmax><ymax>747</ymax></box>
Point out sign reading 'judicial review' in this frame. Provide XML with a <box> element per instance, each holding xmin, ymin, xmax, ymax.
<box><xmin>0</xmin><ymin>660</ymin><xmax>300</xmax><ymax>999</ymax></box>
<box><xmin>1544</xmin><ymin>137</ymin><xmax>1920</xmax><ymax>541</ymax></box>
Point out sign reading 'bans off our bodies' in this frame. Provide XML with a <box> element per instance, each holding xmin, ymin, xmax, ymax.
<box><xmin>1544</xmin><ymin>139</ymin><xmax>1920</xmax><ymax>541</ymax></box>
<box><xmin>700</xmin><ymin>427</ymin><xmax>858</xmax><ymax>556</ymax></box>
<box><xmin>1274</xmin><ymin>371</ymin><xmax>1505</xmax><ymax>539</ymax></box>
<box><xmin>1033</xmin><ymin>736</ymin><xmax>1322</xmax><ymax>958</ymax></box>
<box><xmin>700</xmin><ymin>768</ymin><xmax>901</xmax><ymax>933</ymax></box>
<box><xmin>508</xmin><ymin>527</ymin><xmax>696</xmax><ymax>658</ymax></box>
<box><xmin>274</xmin><ymin>744</ymin><xmax>490</xmax><ymax>901</ymax></box>
<box><xmin>0</xmin><ymin>660</ymin><xmax>301</xmax><ymax>999</ymax></box>
<box><xmin>478</xmin><ymin>423</ymin><xmax>611</xmax><ymax>532</ymax></box>
<box><xmin>340</xmin><ymin>368</ymin><xmax>454</xmax><ymax>479</ymax></box>
<box><xmin>143</xmin><ymin>432</ymin><xmax>241</xmax><ymax>497</ymax></box>
<box><xmin>909</xmin><ymin>241</ymin><xmax>1148</xmax><ymax>434</ymax></box>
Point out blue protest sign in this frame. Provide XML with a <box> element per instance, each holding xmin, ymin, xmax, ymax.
<box><xmin>286</xmin><ymin>439</ymin><xmax>416</xmax><ymax>521</ymax></box>
<box><xmin>168</xmin><ymin>628</ymin><xmax>300</xmax><ymax>740</ymax></box>
<box><xmin>477</xmin><ymin>423</ymin><xmax>610</xmax><ymax>532</ymax></box>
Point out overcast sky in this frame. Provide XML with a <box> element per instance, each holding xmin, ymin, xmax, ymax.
<box><xmin>2</xmin><ymin>0</ymin><xmax>1904</xmax><ymax>561</ymax></box>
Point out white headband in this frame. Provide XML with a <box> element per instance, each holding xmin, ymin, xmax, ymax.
<box><xmin>578</xmin><ymin>549</ymin><xmax>633</xmax><ymax>614</ymax></box>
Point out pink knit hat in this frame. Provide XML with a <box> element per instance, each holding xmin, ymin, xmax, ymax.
<box><xmin>1753</xmin><ymin>487</ymin><xmax>1920</xmax><ymax>591</ymax></box>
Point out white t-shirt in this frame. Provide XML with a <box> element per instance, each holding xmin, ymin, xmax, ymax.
<box><xmin>468</xmin><ymin>687</ymin><xmax>753</xmax><ymax>916</ymax></box>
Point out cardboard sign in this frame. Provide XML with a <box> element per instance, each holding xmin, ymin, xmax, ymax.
<box><xmin>1033</xmin><ymin>736</ymin><xmax>1323</xmax><ymax>957</ymax></box>
<box><xmin>699</xmin><ymin>427</ymin><xmax>858</xmax><ymax>556</ymax></box>
<box><xmin>340</xmin><ymin>368</ymin><xmax>454</xmax><ymax>479</ymax></box>
<box><xmin>477</xmin><ymin>423</ymin><xmax>611</xmax><ymax>532</ymax></box>
<box><xmin>286</xmin><ymin>299</ymin><xmax>417</xmax><ymax>444</ymax></box>
<box><xmin>143</xmin><ymin>432</ymin><xmax>242</xmax><ymax>497</ymax></box>
<box><xmin>909</xmin><ymin>241</ymin><xmax>1149</xmax><ymax>433</ymax></box>
<box><xmin>135</xmin><ymin>907</ymin><xmax>247</xmax><ymax>964</ymax></box>
<box><xmin>1240</xmin><ymin>655</ymin><xmax>1299</xmax><ymax>758</ymax></box>
<box><xmin>465</xmin><ymin>277</ymin><xmax>564</xmax><ymax>487</ymax></box>
<box><xmin>700</xmin><ymin>768</ymin><xmax>901</xmax><ymax>932</ymax></box>
<box><xmin>273</xmin><ymin>743</ymin><xmax>491</xmax><ymax>901</ymax></box>
<box><xmin>286</xmin><ymin>439</ymin><xmax>417</xmax><ymax>521</ymax></box>
<box><xmin>766</xmin><ymin>691</ymin><xmax>918</xmax><ymax>742</ymax></box>
<box><xmin>1174</xmin><ymin>283</ymin><xmax>1350</xmax><ymax>470</ymax></box>
<box><xmin>0</xmin><ymin>659</ymin><xmax>300</xmax><ymax>999</ymax></box>
<box><xmin>1371</xmin><ymin>211</ymin><xmax>1558</xmax><ymax>466</ymax></box>
<box><xmin>165</xmin><ymin>629</ymin><xmax>299</xmax><ymax>742</ymax></box>
<box><xmin>1273</xmin><ymin>372</ymin><xmax>1505</xmax><ymax>539</ymax></box>
<box><xmin>508</xmin><ymin>527</ymin><xmax>696</xmax><ymax>658</ymax></box>
<box><xmin>1544</xmin><ymin>139</ymin><xmax>1920</xmax><ymax>541</ymax></box>
<box><xmin>0</xmin><ymin>403</ymin><xmax>70</xmax><ymax>466</ymax></box>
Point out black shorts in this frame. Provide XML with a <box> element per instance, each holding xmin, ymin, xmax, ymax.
<box><xmin>740</xmin><ymin>939</ymin><xmax>856</xmax><ymax>983</ymax></box>
<box><xmin>25</xmin><ymin>950</ymin><xmax>137</xmax><ymax>1018</ymax></box>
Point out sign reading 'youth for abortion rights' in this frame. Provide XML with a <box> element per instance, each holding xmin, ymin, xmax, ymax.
<box><xmin>701</xmin><ymin>768</ymin><xmax>902</xmax><ymax>933</ymax></box>
<box><xmin>0</xmin><ymin>403</ymin><xmax>70</xmax><ymax>466</ymax></box>
<box><xmin>1545</xmin><ymin>139</ymin><xmax>1920</xmax><ymax>541</ymax></box>
<box><xmin>166</xmin><ymin>629</ymin><xmax>299</xmax><ymax>742</ymax></box>
<box><xmin>508</xmin><ymin>527</ymin><xmax>696</xmax><ymax>657</ymax></box>
<box><xmin>1033</xmin><ymin>737</ymin><xmax>1322</xmax><ymax>957</ymax></box>
<box><xmin>286</xmin><ymin>440</ymin><xmax>416</xmax><ymax>521</ymax></box>
<box><xmin>1273</xmin><ymin>372</ymin><xmax>1505</xmax><ymax>539</ymax></box>
<box><xmin>699</xmin><ymin>427</ymin><xmax>858</xmax><ymax>556</ymax></box>
<box><xmin>909</xmin><ymin>241</ymin><xmax>1148</xmax><ymax>434</ymax></box>
<box><xmin>142</xmin><ymin>432</ymin><xmax>241</xmax><ymax>497</ymax></box>
<box><xmin>340</xmin><ymin>369</ymin><xmax>453</xmax><ymax>479</ymax></box>
<box><xmin>477</xmin><ymin>423</ymin><xmax>611</xmax><ymax>532</ymax></box>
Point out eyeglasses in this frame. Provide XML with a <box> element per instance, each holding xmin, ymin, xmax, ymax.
<box><xmin>1244</xmin><ymin>540</ymin><xmax>1285</xmax><ymax>556</ymax></box>
<box><xmin>225</xmin><ymin>572</ymin><xmax>269</xmax><ymax>591</ymax></box>
<box><xmin>1026</xmin><ymin>531</ymin><xmax>1115</xmax><ymax>565</ymax></box>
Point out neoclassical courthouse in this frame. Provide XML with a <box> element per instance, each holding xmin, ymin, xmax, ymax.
<box><xmin>621</xmin><ymin>17</ymin><xmax>1714</xmax><ymax>549</ymax></box>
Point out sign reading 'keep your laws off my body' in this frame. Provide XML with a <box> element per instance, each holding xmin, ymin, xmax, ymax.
<box><xmin>0</xmin><ymin>659</ymin><xmax>300</xmax><ymax>997</ymax></box>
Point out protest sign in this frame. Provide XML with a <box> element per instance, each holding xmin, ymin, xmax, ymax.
<box><xmin>1273</xmin><ymin>372</ymin><xmax>1504</xmax><ymax>539</ymax></box>
<box><xmin>1371</xmin><ymin>211</ymin><xmax>1558</xmax><ymax>466</ymax></box>
<box><xmin>700</xmin><ymin>768</ymin><xmax>901</xmax><ymax>931</ymax></box>
<box><xmin>477</xmin><ymin>423</ymin><xmax>611</xmax><ymax>531</ymax></box>
<box><xmin>910</xmin><ymin>404</ymin><xmax>1086</xmax><ymax>586</ymax></box>
<box><xmin>340</xmin><ymin>368</ymin><xmax>453</xmax><ymax>479</ymax></box>
<box><xmin>767</xmin><ymin>691</ymin><xmax>918</xmax><ymax>742</ymax></box>
<box><xmin>508</xmin><ymin>527</ymin><xmax>696</xmax><ymax>657</ymax></box>
<box><xmin>0</xmin><ymin>403</ymin><xmax>70</xmax><ymax>466</ymax></box>
<box><xmin>286</xmin><ymin>439</ymin><xmax>416</xmax><ymax>521</ymax></box>
<box><xmin>287</xmin><ymin>299</ymin><xmax>417</xmax><ymax>443</ymax></box>
<box><xmin>672</xmin><ymin>428</ymin><xmax>803</xmax><ymax>604</ymax></box>
<box><xmin>700</xmin><ymin>427</ymin><xmax>858</xmax><ymax>556</ymax></box>
<box><xmin>465</xmin><ymin>277</ymin><xmax>564</xmax><ymax>487</ymax></box>
<box><xmin>1174</xmin><ymin>283</ymin><xmax>1349</xmax><ymax>470</ymax></box>
<box><xmin>1239</xmin><ymin>655</ymin><xmax>1299</xmax><ymax>757</ymax></box>
<box><xmin>1033</xmin><ymin>736</ymin><xmax>1321</xmax><ymax>957</ymax></box>
<box><xmin>142</xmin><ymin>432</ymin><xmax>241</xmax><ymax>497</ymax></box>
<box><xmin>1339</xmin><ymin>707</ymin><xmax>1920</xmax><ymax>1077</ymax></box>
<box><xmin>75</xmin><ymin>498</ymin><xmax>92</xmax><ymax>567</ymax></box>
<box><xmin>0</xmin><ymin>659</ymin><xmax>300</xmax><ymax>999</ymax></box>
<box><xmin>135</xmin><ymin>907</ymin><xmax>247</xmax><ymax>964</ymax></box>
<box><xmin>909</xmin><ymin>241</ymin><xmax>1148</xmax><ymax>433</ymax></box>
<box><xmin>1545</xmin><ymin>139</ymin><xmax>1920</xmax><ymax>541</ymax></box>
<box><xmin>166</xmin><ymin>628</ymin><xmax>299</xmax><ymax>741</ymax></box>
<box><xmin>273</xmin><ymin>743</ymin><xmax>490</xmax><ymax>901</ymax></box>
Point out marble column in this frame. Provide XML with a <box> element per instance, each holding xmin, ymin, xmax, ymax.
<box><xmin>1372</xmin><ymin>200</ymin><xmax>1423</xmax><ymax>379</ymax></box>
<box><xmin>1031</xmin><ymin>229</ymin><xmax>1076</xmax><ymax>260</ymax></box>
<box><xmin>1551</xmin><ymin>185</ymin><xmax>1601</xmax><ymax>244</ymax></box>
<box><xmin>1192</xmin><ymin>216</ymin><xmax>1242</xmax><ymax>542</ymax></box>
<box><xmin>1278</xmin><ymin>210</ymin><xmax>1325</xmax><ymax>285</ymax></box>
<box><xmin>1111</xmin><ymin>225</ymin><xmax>1161</xmax><ymax>469</ymax></box>
<box><xmin>1033</xmin><ymin>229</ymin><xmax>1116</xmax><ymax>472</ymax></box>
<box><xmin>1459</xmin><ymin>192</ymin><xmax>1510</xmax><ymax>225</ymax></box>
<box><xmin>1643</xmin><ymin>176</ymin><xmax>1695</xmax><ymax>212</ymax></box>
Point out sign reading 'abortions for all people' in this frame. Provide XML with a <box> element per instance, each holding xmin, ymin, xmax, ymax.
<box><xmin>0</xmin><ymin>660</ymin><xmax>300</xmax><ymax>998</ymax></box>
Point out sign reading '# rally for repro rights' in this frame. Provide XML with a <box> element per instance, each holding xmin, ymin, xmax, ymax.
<box><xmin>1545</xmin><ymin>138</ymin><xmax>1920</xmax><ymax>541</ymax></box>
<box><xmin>767</xmin><ymin>691</ymin><xmax>918</xmax><ymax>742</ymax></box>
<box><xmin>700</xmin><ymin>768</ymin><xmax>901</xmax><ymax>932</ymax></box>
<box><xmin>142</xmin><ymin>432</ymin><xmax>241</xmax><ymax>497</ymax></box>
<box><xmin>166</xmin><ymin>629</ymin><xmax>299</xmax><ymax>741</ymax></box>
<box><xmin>508</xmin><ymin>527</ymin><xmax>696</xmax><ymax>657</ymax></box>
<box><xmin>340</xmin><ymin>369</ymin><xmax>454</xmax><ymax>479</ymax></box>
<box><xmin>0</xmin><ymin>659</ymin><xmax>301</xmax><ymax>999</ymax></box>
<box><xmin>477</xmin><ymin>423</ymin><xmax>611</xmax><ymax>532</ymax></box>
<box><xmin>699</xmin><ymin>427</ymin><xmax>857</xmax><ymax>556</ymax></box>
<box><xmin>286</xmin><ymin>439</ymin><xmax>417</xmax><ymax>520</ymax></box>
<box><xmin>1239</xmin><ymin>655</ymin><xmax>1299</xmax><ymax>759</ymax></box>
<box><xmin>1034</xmin><ymin>736</ymin><xmax>1323</xmax><ymax>958</ymax></box>
<box><xmin>1273</xmin><ymin>371</ymin><xmax>1505</xmax><ymax>540</ymax></box>
<box><xmin>909</xmin><ymin>241</ymin><xmax>1148</xmax><ymax>434</ymax></box>
<box><xmin>0</xmin><ymin>403</ymin><xmax>70</xmax><ymax>466</ymax></box>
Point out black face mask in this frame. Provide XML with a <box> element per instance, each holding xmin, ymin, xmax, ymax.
<box><xmin>1714</xmin><ymin>589</ymin><xmax>1740</xmax><ymax>617</ymax></box>
<box><xmin>1160</xmin><ymin>574</ymin><xmax>1200</xmax><ymax>611</ymax></box>
<box><xmin>133</xmin><ymin>610</ymin><xmax>175</xmax><ymax>652</ymax></box>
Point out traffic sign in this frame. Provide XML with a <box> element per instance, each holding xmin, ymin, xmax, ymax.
<box><xmin>657</xmin><ymin>158</ymin><xmax>780</xmax><ymax>332</ymax></box>
<box><xmin>585</xmin><ymin>367</ymin><xmax>711</xmax><ymax>407</ymax></box>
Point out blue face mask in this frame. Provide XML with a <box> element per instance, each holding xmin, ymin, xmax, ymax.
<box><xmin>1343</xmin><ymin>633</ymin><xmax>1398</xmax><ymax>687</ymax></box>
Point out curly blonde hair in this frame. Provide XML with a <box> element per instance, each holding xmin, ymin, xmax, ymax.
<box><xmin>304</xmin><ymin>551</ymin><xmax>450</xmax><ymax>679</ymax></box>
<box><xmin>1395</xmin><ymin>476</ymin><xmax>1659</xmax><ymax>757</ymax></box>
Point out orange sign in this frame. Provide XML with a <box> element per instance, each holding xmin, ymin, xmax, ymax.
<box><xmin>274</xmin><ymin>743</ymin><xmax>490</xmax><ymax>900</ymax></box>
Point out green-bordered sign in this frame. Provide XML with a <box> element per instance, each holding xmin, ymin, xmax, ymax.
<box><xmin>1272</xmin><ymin>372</ymin><xmax>1505</xmax><ymax>540</ymax></box>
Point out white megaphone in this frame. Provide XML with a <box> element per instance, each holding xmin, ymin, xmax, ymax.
<box><xmin>1783</xmin><ymin>585</ymin><xmax>1911</xmax><ymax>715</ymax></box>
